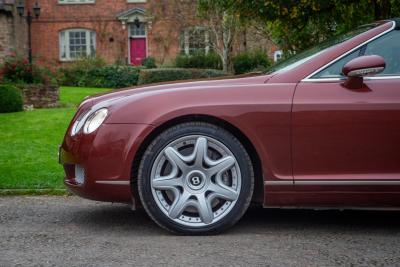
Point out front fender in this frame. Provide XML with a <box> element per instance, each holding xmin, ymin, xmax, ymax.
<box><xmin>107</xmin><ymin>83</ymin><xmax>296</xmax><ymax>183</ymax></box>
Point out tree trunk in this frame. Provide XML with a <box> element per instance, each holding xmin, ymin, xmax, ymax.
<box><xmin>374</xmin><ymin>0</ymin><xmax>392</xmax><ymax>20</ymax></box>
<box><xmin>222</xmin><ymin>48</ymin><xmax>232</xmax><ymax>73</ymax></box>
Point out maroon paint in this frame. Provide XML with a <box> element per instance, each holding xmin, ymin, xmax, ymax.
<box><xmin>342</xmin><ymin>55</ymin><xmax>386</xmax><ymax>89</ymax></box>
<box><xmin>60</xmin><ymin>20</ymin><xmax>400</xmax><ymax>208</ymax></box>
<box><xmin>342</xmin><ymin>55</ymin><xmax>386</xmax><ymax>76</ymax></box>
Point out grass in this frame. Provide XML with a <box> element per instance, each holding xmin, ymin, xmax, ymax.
<box><xmin>0</xmin><ymin>86</ymin><xmax>112</xmax><ymax>191</ymax></box>
<box><xmin>59</xmin><ymin>86</ymin><xmax>111</xmax><ymax>106</ymax></box>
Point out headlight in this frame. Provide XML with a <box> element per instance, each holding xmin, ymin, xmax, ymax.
<box><xmin>83</xmin><ymin>108</ymin><xmax>108</xmax><ymax>134</ymax></box>
<box><xmin>71</xmin><ymin>109</ymin><xmax>91</xmax><ymax>136</ymax></box>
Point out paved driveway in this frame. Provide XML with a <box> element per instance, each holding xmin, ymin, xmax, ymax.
<box><xmin>0</xmin><ymin>196</ymin><xmax>399</xmax><ymax>267</ymax></box>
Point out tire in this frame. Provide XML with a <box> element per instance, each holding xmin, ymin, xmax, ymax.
<box><xmin>137</xmin><ymin>122</ymin><xmax>254</xmax><ymax>234</ymax></box>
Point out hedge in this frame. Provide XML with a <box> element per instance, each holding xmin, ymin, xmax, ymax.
<box><xmin>58</xmin><ymin>57</ymin><xmax>141</xmax><ymax>88</ymax></box>
<box><xmin>141</xmin><ymin>57</ymin><xmax>157</xmax><ymax>69</ymax></box>
<box><xmin>61</xmin><ymin>65</ymin><xmax>141</xmax><ymax>88</ymax></box>
<box><xmin>0</xmin><ymin>84</ymin><xmax>23</xmax><ymax>113</ymax></box>
<box><xmin>233</xmin><ymin>50</ymin><xmax>272</xmax><ymax>75</ymax></box>
<box><xmin>175</xmin><ymin>52</ymin><xmax>222</xmax><ymax>70</ymax></box>
<box><xmin>138</xmin><ymin>68</ymin><xmax>227</xmax><ymax>85</ymax></box>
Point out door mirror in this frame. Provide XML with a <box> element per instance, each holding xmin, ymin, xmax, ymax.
<box><xmin>342</xmin><ymin>55</ymin><xmax>385</xmax><ymax>89</ymax></box>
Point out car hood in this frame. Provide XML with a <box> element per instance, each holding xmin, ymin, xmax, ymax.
<box><xmin>81</xmin><ymin>74</ymin><xmax>271</xmax><ymax>108</ymax></box>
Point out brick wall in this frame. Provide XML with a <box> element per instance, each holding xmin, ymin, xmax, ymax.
<box><xmin>27</xmin><ymin>0</ymin><xmax>201</xmax><ymax>65</ymax></box>
<box><xmin>28</xmin><ymin>0</ymin><xmax>144</xmax><ymax>64</ymax></box>
<box><xmin>24</xmin><ymin>0</ymin><xmax>276</xmax><ymax>66</ymax></box>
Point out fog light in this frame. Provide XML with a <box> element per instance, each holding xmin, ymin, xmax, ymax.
<box><xmin>75</xmin><ymin>165</ymin><xmax>85</xmax><ymax>185</ymax></box>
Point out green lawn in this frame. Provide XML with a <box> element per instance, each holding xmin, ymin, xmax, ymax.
<box><xmin>59</xmin><ymin>86</ymin><xmax>111</xmax><ymax>106</ymax></box>
<box><xmin>0</xmin><ymin>86</ymin><xmax>112</xmax><ymax>191</ymax></box>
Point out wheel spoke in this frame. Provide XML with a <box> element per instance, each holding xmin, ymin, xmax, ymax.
<box><xmin>164</xmin><ymin>147</ymin><xmax>189</xmax><ymax>173</ymax></box>
<box><xmin>152</xmin><ymin>176</ymin><xmax>183</xmax><ymax>190</ymax></box>
<box><xmin>196</xmin><ymin>194</ymin><xmax>214</xmax><ymax>224</ymax></box>
<box><xmin>193</xmin><ymin>137</ymin><xmax>208</xmax><ymax>166</ymax></box>
<box><xmin>209</xmin><ymin>182</ymin><xmax>238</xmax><ymax>201</ymax></box>
<box><xmin>206</xmin><ymin>156</ymin><xmax>235</xmax><ymax>177</ymax></box>
<box><xmin>168</xmin><ymin>191</ymin><xmax>192</xmax><ymax>219</ymax></box>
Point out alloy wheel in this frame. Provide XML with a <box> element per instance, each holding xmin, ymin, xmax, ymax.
<box><xmin>150</xmin><ymin>135</ymin><xmax>242</xmax><ymax>227</ymax></box>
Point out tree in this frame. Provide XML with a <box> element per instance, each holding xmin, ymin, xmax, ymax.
<box><xmin>198</xmin><ymin>0</ymin><xmax>241</xmax><ymax>73</ymax></box>
<box><xmin>147</xmin><ymin>0</ymin><xmax>198</xmax><ymax>64</ymax></box>
<box><xmin>229</xmin><ymin>0</ymin><xmax>400</xmax><ymax>53</ymax></box>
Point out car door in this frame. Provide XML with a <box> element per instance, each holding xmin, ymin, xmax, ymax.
<box><xmin>291</xmin><ymin>28</ymin><xmax>400</xmax><ymax>206</ymax></box>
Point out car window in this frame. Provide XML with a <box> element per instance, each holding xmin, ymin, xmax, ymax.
<box><xmin>363</xmin><ymin>30</ymin><xmax>400</xmax><ymax>76</ymax></box>
<box><xmin>313</xmin><ymin>30</ymin><xmax>400</xmax><ymax>78</ymax></box>
<box><xmin>313</xmin><ymin>48</ymin><xmax>362</xmax><ymax>78</ymax></box>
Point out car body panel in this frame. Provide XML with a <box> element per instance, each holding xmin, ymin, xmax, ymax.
<box><xmin>60</xmin><ymin>19</ymin><xmax>400</xmax><ymax>209</ymax></box>
<box><xmin>293</xmin><ymin>79</ymin><xmax>400</xmax><ymax>181</ymax></box>
<box><xmin>61</xmin><ymin>123</ymin><xmax>154</xmax><ymax>202</ymax></box>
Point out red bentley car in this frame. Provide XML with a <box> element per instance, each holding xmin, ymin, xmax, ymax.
<box><xmin>60</xmin><ymin>19</ymin><xmax>400</xmax><ymax>234</ymax></box>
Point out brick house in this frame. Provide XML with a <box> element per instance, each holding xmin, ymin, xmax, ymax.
<box><xmin>2</xmin><ymin>0</ymin><xmax>279</xmax><ymax>66</ymax></box>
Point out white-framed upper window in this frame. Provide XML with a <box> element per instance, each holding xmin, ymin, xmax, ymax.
<box><xmin>59</xmin><ymin>29</ymin><xmax>96</xmax><ymax>61</ymax></box>
<box><xmin>127</xmin><ymin>0</ymin><xmax>146</xmax><ymax>2</ymax></box>
<box><xmin>59</xmin><ymin>0</ymin><xmax>95</xmax><ymax>4</ymax></box>
<box><xmin>130</xmin><ymin>23</ymin><xmax>146</xmax><ymax>37</ymax></box>
<box><xmin>180</xmin><ymin>27</ymin><xmax>210</xmax><ymax>55</ymax></box>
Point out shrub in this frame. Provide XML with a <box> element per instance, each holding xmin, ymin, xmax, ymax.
<box><xmin>233</xmin><ymin>50</ymin><xmax>272</xmax><ymax>75</ymax></box>
<box><xmin>0</xmin><ymin>84</ymin><xmax>23</xmax><ymax>113</ymax></box>
<box><xmin>138</xmin><ymin>68</ymin><xmax>227</xmax><ymax>85</ymax></box>
<box><xmin>0</xmin><ymin>56</ymin><xmax>60</xmax><ymax>86</ymax></box>
<box><xmin>141</xmin><ymin>57</ymin><xmax>157</xmax><ymax>69</ymax></box>
<box><xmin>60</xmin><ymin>58</ymin><xmax>141</xmax><ymax>88</ymax></box>
<box><xmin>175</xmin><ymin>51</ymin><xmax>222</xmax><ymax>70</ymax></box>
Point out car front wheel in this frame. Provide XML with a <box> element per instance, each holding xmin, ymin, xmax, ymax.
<box><xmin>138</xmin><ymin>122</ymin><xmax>254</xmax><ymax>234</ymax></box>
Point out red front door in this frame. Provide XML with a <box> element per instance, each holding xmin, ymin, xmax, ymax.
<box><xmin>130</xmin><ymin>38</ymin><xmax>146</xmax><ymax>65</ymax></box>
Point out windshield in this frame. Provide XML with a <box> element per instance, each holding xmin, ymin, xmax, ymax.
<box><xmin>267</xmin><ymin>23</ymin><xmax>381</xmax><ymax>74</ymax></box>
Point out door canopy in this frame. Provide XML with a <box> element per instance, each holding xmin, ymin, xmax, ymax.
<box><xmin>117</xmin><ymin>8</ymin><xmax>147</xmax><ymax>29</ymax></box>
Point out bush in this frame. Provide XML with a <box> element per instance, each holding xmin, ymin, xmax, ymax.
<box><xmin>0</xmin><ymin>56</ymin><xmax>60</xmax><ymax>86</ymax></box>
<box><xmin>233</xmin><ymin>50</ymin><xmax>272</xmax><ymax>75</ymax></box>
<box><xmin>60</xmin><ymin>58</ymin><xmax>141</xmax><ymax>88</ymax></box>
<box><xmin>141</xmin><ymin>57</ymin><xmax>157</xmax><ymax>69</ymax></box>
<box><xmin>175</xmin><ymin>51</ymin><xmax>222</xmax><ymax>70</ymax></box>
<box><xmin>0</xmin><ymin>84</ymin><xmax>23</xmax><ymax>113</ymax></box>
<box><xmin>138</xmin><ymin>68</ymin><xmax>227</xmax><ymax>85</ymax></box>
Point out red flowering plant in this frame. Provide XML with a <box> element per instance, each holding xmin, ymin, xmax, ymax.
<box><xmin>0</xmin><ymin>55</ymin><xmax>61</xmax><ymax>86</ymax></box>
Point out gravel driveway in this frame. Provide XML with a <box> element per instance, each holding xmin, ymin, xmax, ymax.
<box><xmin>0</xmin><ymin>196</ymin><xmax>399</xmax><ymax>267</ymax></box>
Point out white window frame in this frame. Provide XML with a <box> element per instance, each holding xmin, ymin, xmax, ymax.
<box><xmin>59</xmin><ymin>29</ymin><xmax>96</xmax><ymax>61</ymax></box>
<box><xmin>180</xmin><ymin>27</ymin><xmax>210</xmax><ymax>55</ymax></box>
<box><xmin>59</xmin><ymin>0</ymin><xmax>95</xmax><ymax>4</ymax></box>
<box><xmin>129</xmin><ymin>23</ymin><xmax>147</xmax><ymax>38</ymax></box>
<box><xmin>127</xmin><ymin>0</ymin><xmax>146</xmax><ymax>3</ymax></box>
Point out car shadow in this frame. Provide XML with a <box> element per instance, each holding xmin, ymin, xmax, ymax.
<box><xmin>69</xmin><ymin>203</ymin><xmax>400</xmax><ymax>236</ymax></box>
<box><xmin>68</xmin><ymin>204</ymin><xmax>167</xmax><ymax>235</ymax></box>
<box><xmin>231</xmin><ymin>207</ymin><xmax>400</xmax><ymax>235</ymax></box>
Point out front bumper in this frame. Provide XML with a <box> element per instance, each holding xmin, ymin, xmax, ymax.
<box><xmin>59</xmin><ymin>123</ymin><xmax>154</xmax><ymax>203</ymax></box>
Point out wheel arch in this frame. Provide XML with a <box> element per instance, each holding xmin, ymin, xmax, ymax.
<box><xmin>130</xmin><ymin>114</ymin><xmax>264</xmax><ymax>206</ymax></box>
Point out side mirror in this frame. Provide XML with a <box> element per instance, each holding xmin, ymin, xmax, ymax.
<box><xmin>342</xmin><ymin>55</ymin><xmax>385</xmax><ymax>89</ymax></box>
